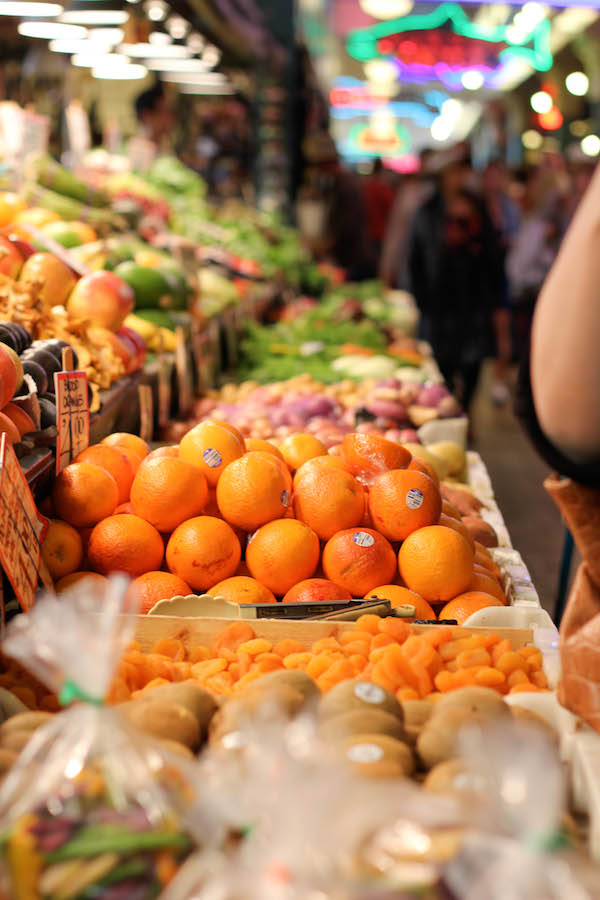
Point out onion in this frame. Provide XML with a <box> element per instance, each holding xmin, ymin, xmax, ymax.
<box><xmin>364</xmin><ymin>400</ymin><xmax>408</xmax><ymax>421</ymax></box>
<box><xmin>437</xmin><ymin>395</ymin><xmax>462</xmax><ymax>418</ymax></box>
<box><xmin>417</xmin><ymin>384</ymin><xmax>449</xmax><ymax>408</ymax></box>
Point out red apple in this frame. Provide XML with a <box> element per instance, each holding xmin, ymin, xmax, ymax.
<box><xmin>117</xmin><ymin>325</ymin><xmax>147</xmax><ymax>370</ymax></box>
<box><xmin>87</xmin><ymin>326</ymin><xmax>135</xmax><ymax>375</ymax></box>
<box><xmin>0</xmin><ymin>235</ymin><xmax>24</xmax><ymax>279</ymax></box>
<box><xmin>5</xmin><ymin>234</ymin><xmax>36</xmax><ymax>261</ymax></box>
<box><xmin>66</xmin><ymin>271</ymin><xmax>134</xmax><ymax>331</ymax></box>
<box><xmin>113</xmin><ymin>329</ymin><xmax>140</xmax><ymax>374</ymax></box>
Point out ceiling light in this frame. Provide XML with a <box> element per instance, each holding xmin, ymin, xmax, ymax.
<box><xmin>521</xmin><ymin>3</ymin><xmax>546</xmax><ymax>24</ymax></box>
<box><xmin>165</xmin><ymin>15</ymin><xmax>188</xmax><ymax>39</ymax></box>
<box><xmin>570</xmin><ymin>119</ymin><xmax>589</xmax><ymax>137</ymax></box>
<box><xmin>159</xmin><ymin>71</ymin><xmax>226</xmax><ymax>84</ymax></box>
<box><xmin>148</xmin><ymin>30</ymin><xmax>171</xmax><ymax>45</ymax></box>
<box><xmin>18</xmin><ymin>20</ymin><xmax>86</xmax><ymax>37</ymax></box>
<box><xmin>359</xmin><ymin>0</ymin><xmax>413</xmax><ymax>19</ymax></box>
<box><xmin>202</xmin><ymin>44</ymin><xmax>220</xmax><ymax>67</ymax></box>
<box><xmin>144</xmin><ymin>0</ymin><xmax>166</xmax><ymax>21</ymax></box>
<box><xmin>538</xmin><ymin>106</ymin><xmax>563</xmax><ymax>130</ymax></box>
<box><xmin>72</xmin><ymin>51</ymin><xmax>124</xmax><ymax>67</ymax></box>
<box><xmin>178</xmin><ymin>83</ymin><xmax>234</xmax><ymax>95</ymax></box>
<box><xmin>442</xmin><ymin>98</ymin><xmax>462</xmax><ymax>119</ymax></box>
<box><xmin>186</xmin><ymin>32</ymin><xmax>205</xmax><ymax>53</ymax></box>
<box><xmin>88</xmin><ymin>27</ymin><xmax>123</xmax><ymax>44</ymax></box>
<box><xmin>92</xmin><ymin>60</ymin><xmax>146</xmax><ymax>79</ymax></box>
<box><xmin>522</xmin><ymin>129</ymin><xmax>542</xmax><ymax>149</ymax></box>
<box><xmin>431</xmin><ymin>116</ymin><xmax>452</xmax><ymax>142</ymax></box>
<box><xmin>530</xmin><ymin>90</ymin><xmax>552</xmax><ymax>113</ymax></box>
<box><xmin>565</xmin><ymin>71</ymin><xmax>589</xmax><ymax>96</ymax></box>
<box><xmin>0</xmin><ymin>2</ymin><xmax>62</xmax><ymax>15</ymax></box>
<box><xmin>49</xmin><ymin>38</ymin><xmax>96</xmax><ymax>52</ymax></box>
<box><xmin>146</xmin><ymin>57</ymin><xmax>208</xmax><ymax>72</ymax></box>
<box><xmin>60</xmin><ymin>9</ymin><xmax>128</xmax><ymax>25</ymax></box>
<box><xmin>120</xmin><ymin>42</ymin><xmax>191</xmax><ymax>57</ymax></box>
<box><xmin>581</xmin><ymin>134</ymin><xmax>600</xmax><ymax>156</ymax></box>
<box><xmin>461</xmin><ymin>70</ymin><xmax>484</xmax><ymax>90</ymax></box>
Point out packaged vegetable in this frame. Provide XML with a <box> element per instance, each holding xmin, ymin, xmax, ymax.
<box><xmin>0</xmin><ymin>576</ymin><xmax>197</xmax><ymax>900</ymax></box>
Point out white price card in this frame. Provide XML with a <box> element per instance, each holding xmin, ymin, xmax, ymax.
<box><xmin>54</xmin><ymin>370</ymin><xmax>90</xmax><ymax>475</ymax></box>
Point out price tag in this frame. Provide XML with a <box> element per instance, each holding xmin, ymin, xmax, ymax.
<box><xmin>138</xmin><ymin>384</ymin><xmax>153</xmax><ymax>445</ymax></box>
<box><xmin>54</xmin><ymin>369</ymin><xmax>90</xmax><ymax>475</ymax></box>
<box><xmin>157</xmin><ymin>334</ymin><xmax>172</xmax><ymax>429</ymax></box>
<box><xmin>175</xmin><ymin>326</ymin><xmax>193</xmax><ymax>417</ymax></box>
<box><xmin>0</xmin><ymin>434</ymin><xmax>49</xmax><ymax>611</ymax></box>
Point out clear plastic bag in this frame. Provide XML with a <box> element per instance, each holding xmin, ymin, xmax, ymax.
<box><xmin>0</xmin><ymin>576</ymin><xmax>197</xmax><ymax>900</ymax></box>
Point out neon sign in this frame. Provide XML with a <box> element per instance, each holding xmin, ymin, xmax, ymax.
<box><xmin>346</xmin><ymin>3</ymin><xmax>552</xmax><ymax>89</ymax></box>
<box><xmin>329</xmin><ymin>78</ymin><xmax>438</xmax><ymax>127</ymax></box>
<box><xmin>346</xmin><ymin>120</ymin><xmax>411</xmax><ymax>157</ymax></box>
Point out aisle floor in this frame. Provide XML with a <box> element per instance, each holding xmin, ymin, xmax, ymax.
<box><xmin>471</xmin><ymin>363</ymin><xmax>570</xmax><ymax>619</ymax></box>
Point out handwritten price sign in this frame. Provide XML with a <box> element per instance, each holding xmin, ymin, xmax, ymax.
<box><xmin>54</xmin><ymin>370</ymin><xmax>90</xmax><ymax>475</ymax></box>
<box><xmin>0</xmin><ymin>435</ymin><xmax>49</xmax><ymax>612</ymax></box>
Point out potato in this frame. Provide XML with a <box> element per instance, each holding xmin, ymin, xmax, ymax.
<box><xmin>403</xmin><ymin>443</ymin><xmax>448</xmax><ymax>481</ymax></box>
<box><xmin>432</xmin><ymin>687</ymin><xmax>508</xmax><ymax>721</ymax></box>
<box><xmin>401</xmin><ymin>700</ymin><xmax>433</xmax><ymax>745</ymax></box>
<box><xmin>0</xmin><ymin>711</ymin><xmax>53</xmax><ymax>735</ymax></box>
<box><xmin>128</xmin><ymin>681</ymin><xmax>217</xmax><ymax>737</ymax></box>
<box><xmin>121</xmin><ymin>701</ymin><xmax>201</xmax><ymax>750</ymax></box>
<box><xmin>417</xmin><ymin>707</ymin><xmax>475</xmax><ymax>769</ymax></box>
<box><xmin>461</xmin><ymin>516</ymin><xmax>498</xmax><ymax>548</ymax></box>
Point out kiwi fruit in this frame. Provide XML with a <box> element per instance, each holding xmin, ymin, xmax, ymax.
<box><xmin>339</xmin><ymin>733</ymin><xmax>414</xmax><ymax>778</ymax></box>
<box><xmin>241</xmin><ymin>669</ymin><xmax>319</xmax><ymax>704</ymax></box>
<box><xmin>210</xmin><ymin>684</ymin><xmax>305</xmax><ymax>745</ymax></box>
<box><xmin>121</xmin><ymin>700</ymin><xmax>201</xmax><ymax>750</ymax></box>
<box><xmin>319</xmin><ymin>708</ymin><xmax>406</xmax><ymax>744</ymax></box>
<box><xmin>401</xmin><ymin>700</ymin><xmax>433</xmax><ymax>745</ymax></box>
<box><xmin>128</xmin><ymin>681</ymin><xmax>217</xmax><ymax>738</ymax></box>
<box><xmin>432</xmin><ymin>687</ymin><xmax>509</xmax><ymax>721</ymax></box>
<box><xmin>510</xmin><ymin>705</ymin><xmax>557</xmax><ymax>739</ymax></box>
<box><xmin>423</xmin><ymin>758</ymin><xmax>472</xmax><ymax>794</ymax></box>
<box><xmin>417</xmin><ymin>706</ymin><xmax>475</xmax><ymax>770</ymax></box>
<box><xmin>319</xmin><ymin>679</ymin><xmax>403</xmax><ymax>724</ymax></box>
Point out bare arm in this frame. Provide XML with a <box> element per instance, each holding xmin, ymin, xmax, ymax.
<box><xmin>531</xmin><ymin>165</ymin><xmax>600</xmax><ymax>465</ymax></box>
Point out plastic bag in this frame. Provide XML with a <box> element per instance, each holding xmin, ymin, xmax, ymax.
<box><xmin>0</xmin><ymin>576</ymin><xmax>197</xmax><ymax>900</ymax></box>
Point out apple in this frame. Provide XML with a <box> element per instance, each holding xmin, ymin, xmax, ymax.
<box><xmin>5</xmin><ymin>234</ymin><xmax>36</xmax><ymax>261</ymax></box>
<box><xmin>113</xmin><ymin>329</ymin><xmax>140</xmax><ymax>374</ymax></box>
<box><xmin>0</xmin><ymin>235</ymin><xmax>24</xmax><ymax>279</ymax></box>
<box><xmin>66</xmin><ymin>271</ymin><xmax>134</xmax><ymax>331</ymax></box>
<box><xmin>87</xmin><ymin>326</ymin><xmax>136</xmax><ymax>375</ymax></box>
<box><xmin>19</xmin><ymin>252</ymin><xmax>77</xmax><ymax>309</ymax></box>
<box><xmin>117</xmin><ymin>325</ymin><xmax>147</xmax><ymax>371</ymax></box>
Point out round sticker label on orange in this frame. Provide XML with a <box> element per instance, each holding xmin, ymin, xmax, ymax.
<box><xmin>347</xmin><ymin>743</ymin><xmax>383</xmax><ymax>764</ymax></box>
<box><xmin>281</xmin><ymin>490</ymin><xmax>290</xmax><ymax>507</ymax></box>
<box><xmin>353</xmin><ymin>531</ymin><xmax>375</xmax><ymax>547</ymax></box>
<box><xmin>406</xmin><ymin>488</ymin><xmax>424</xmax><ymax>510</ymax></box>
<box><xmin>203</xmin><ymin>448</ymin><xmax>222</xmax><ymax>467</ymax></box>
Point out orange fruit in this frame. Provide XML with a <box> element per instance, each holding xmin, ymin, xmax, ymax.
<box><xmin>41</xmin><ymin>519</ymin><xmax>83</xmax><ymax>580</ymax></box>
<box><xmin>116</xmin><ymin>447</ymin><xmax>145</xmax><ymax>474</ymax></box>
<box><xmin>115</xmin><ymin>501</ymin><xmax>134</xmax><ymax>515</ymax></box>
<box><xmin>75</xmin><ymin>444</ymin><xmax>135</xmax><ymax>506</ymax></box>
<box><xmin>368</xmin><ymin>469</ymin><xmax>441</xmax><ymax>541</ymax></box>
<box><xmin>0</xmin><ymin>344</ymin><xmax>17</xmax><ymax>408</ymax></box>
<box><xmin>438</xmin><ymin>591</ymin><xmax>504</xmax><ymax>625</ymax></box>
<box><xmin>293</xmin><ymin>467</ymin><xmax>364</xmax><ymax>541</ymax></box>
<box><xmin>398</xmin><ymin>525</ymin><xmax>474</xmax><ymax>604</ymax></box>
<box><xmin>340</xmin><ymin>433</ymin><xmax>411</xmax><ymax>484</ymax></box>
<box><xmin>363</xmin><ymin>584</ymin><xmax>436</xmax><ymax>620</ymax></box>
<box><xmin>473</xmin><ymin>563</ymin><xmax>500</xmax><ymax>582</ymax></box>
<box><xmin>55</xmin><ymin>571</ymin><xmax>108</xmax><ymax>594</ymax></box>
<box><xmin>2</xmin><ymin>402</ymin><xmax>35</xmax><ymax>438</ymax></box>
<box><xmin>408</xmin><ymin>456</ymin><xmax>440</xmax><ymax>487</ymax></box>
<box><xmin>208</xmin><ymin>575</ymin><xmax>276</xmax><ymax>605</ymax></box>
<box><xmin>53</xmin><ymin>462</ymin><xmax>119</xmax><ymax>527</ymax></box>
<box><xmin>246</xmin><ymin>519</ymin><xmax>320</xmax><ymax>596</ymax></box>
<box><xmin>467</xmin><ymin>571</ymin><xmax>506</xmax><ymax>604</ymax></box>
<box><xmin>101</xmin><ymin>432</ymin><xmax>149</xmax><ymax>459</ymax></box>
<box><xmin>283</xmin><ymin>578</ymin><xmax>352</xmax><ymax>604</ymax></box>
<box><xmin>322</xmin><ymin>528</ymin><xmax>396</xmax><ymax>597</ymax></box>
<box><xmin>88</xmin><ymin>514</ymin><xmax>164</xmax><ymax>577</ymax></box>
<box><xmin>166</xmin><ymin>516</ymin><xmax>241</xmax><ymax>592</ymax></box>
<box><xmin>244</xmin><ymin>450</ymin><xmax>292</xmax><ymax>492</ymax></box>
<box><xmin>130</xmin><ymin>571</ymin><xmax>192</xmax><ymax>614</ymax></box>
<box><xmin>0</xmin><ymin>192</ymin><xmax>25</xmax><ymax>227</ymax></box>
<box><xmin>179</xmin><ymin>422</ymin><xmax>244</xmax><ymax>487</ymax></box>
<box><xmin>0</xmin><ymin>412</ymin><xmax>20</xmax><ymax>445</ymax></box>
<box><xmin>203</xmin><ymin>419</ymin><xmax>246</xmax><ymax>449</ymax></box>
<box><xmin>279</xmin><ymin>433</ymin><xmax>327</xmax><ymax>472</ymax></box>
<box><xmin>438</xmin><ymin>513</ymin><xmax>475</xmax><ymax>552</ymax></box>
<box><xmin>216</xmin><ymin>454</ymin><xmax>289</xmax><ymax>532</ymax></box>
<box><xmin>204</xmin><ymin>488</ymin><xmax>220</xmax><ymax>517</ymax></box>
<box><xmin>144</xmin><ymin>445</ymin><xmax>179</xmax><ymax>463</ymax></box>
<box><xmin>244</xmin><ymin>438</ymin><xmax>284</xmax><ymax>460</ymax></box>
<box><xmin>474</xmin><ymin>543</ymin><xmax>501</xmax><ymax>578</ymax></box>
<box><xmin>292</xmin><ymin>454</ymin><xmax>348</xmax><ymax>489</ymax></box>
<box><xmin>130</xmin><ymin>457</ymin><xmax>209</xmax><ymax>533</ymax></box>
<box><xmin>441</xmin><ymin>499</ymin><xmax>461</xmax><ymax>521</ymax></box>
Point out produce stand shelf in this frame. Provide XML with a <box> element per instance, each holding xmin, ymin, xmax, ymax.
<box><xmin>89</xmin><ymin>372</ymin><xmax>143</xmax><ymax>445</ymax></box>
<box><xmin>19</xmin><ymin>446</ymin><xmax>54</xmax><ymax>494</ymax></box>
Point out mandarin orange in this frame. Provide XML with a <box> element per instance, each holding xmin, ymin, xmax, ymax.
<box><xmin>53</xmin><ymin>462</ymin><xmax>119</xmax><ymax>528</ymax></box>
<box><xmin>322</xmin><ymin>527</ymin><xmax>396</xmax><ymax>597</ymax></box>
<box><xmin>246</xmin><ymin>518</ymin><xmax>320</xmax><ymax>595</ymax></box>
<box><xmin>130</xmin><ymin>456</ymin><xmax>208</xmax><ymax>533</ymax></box>
<box><xmin>88</xmin><ymin>514</ymin><xmax>164</xmax><ymax>577</ymax></box>
<box><xmin>368</xmin><ymin>468</ymin><xmax>441</xmax><ymax>541</ymax></box>
<box><xmin>166</xmin><ymin>516</ymin><xmax>241</xmax><ymax>591</ymax></box>
<box><xmin>216</xmin><ymin>453</ymin><xmax>290</xmax><ymax>531</ymax></box>
<box><xmin>293</xmin><ymin>466</ymin><xmax>364</xmax><ymax>540</ymax></box>
<box><xmin>398</xmin><ymin>525</ymin><xmax>474</xmax><ymax>604</ymax></box>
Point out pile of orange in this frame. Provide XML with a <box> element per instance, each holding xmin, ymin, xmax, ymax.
<box><xmin>43</xmin><ymin>424</ymin><xmax>507</xmax><ymax>623</ymax></box>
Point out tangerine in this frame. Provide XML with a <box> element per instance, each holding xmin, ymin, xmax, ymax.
<box><xmin>283</xmin><ymin>579</ymin><xmax>352</xmax><ymax>604</ymax></box>
<box><xmin>292</xmin><ymin>454</ymin><xmax>348</xmax><ymax>489</ymax></box>
<box><xmin>467</xmin><ymin>571</ymin><xmax>506</xmax><ymax>604</ymax></box>
<box><xmin>362</xmin><ymin>584</ymin><xmax>436</xmax><ymax>620</ymax></box>
<box><xmin>246</xmin><ymin>519</ymin><xmax>320</xmax><ymax>596</ymax></box>
<box><xmin>407</xmin><ymin>455</ymin><xmax>440</xmax><ymax>487</ymax></box>
<box><xmin>216</xmin><ymin>454</ymin><xmax>289</xmax><ymax>532</ymax></box>
<box><xmin>438</xmin><ymin>513</ymin><xmax>475</xmax><ymax>552</ymax></box>
<box><xmin>244</xmin><ymin>438</ymin><xmax>284</xmax><ymax>460</ymax></box>
<box><xmin>279</xmin><ymin>433</ymin><xmax>327</xmax><ymax>472</ymax></box>
<box><xmin>244</xmin><ymin>450</ymin><xmax>293</xmax><ymax>492</ymax></box>
<box><xmin>368</xmin><ymin>469</ymin><xmax>441</xmax><ymax>541</ymax></box>
<box><xmin>101</xmin><ymin>432</ymin><xmax>149</xmax><ymax>459</ymax></box>
<box><xmin>75</xmin><ymin>444</ymin><xmax>135</xmax><ymax>506</ymax></box>
<box><xmin>322</xmin><ymin>527</ymin><xmax>396</xmax><ymax>597</ymax></box>
<box><xmin>208</xmin><ymin>576</ymin><xmax>276</xmax><ymax>605</ymax></box>
<box><xmin>398</xmin><ymin>525</ymin><xmax>474</xmax><ymax>604</ymax></box>
<box><xmin>438</xmin><ymin>591</ymin><xmax>504</xmax><ymax>625</ymax></box>
<box><xmin>203</xmin><ymin>419</ymin><xmax>246</xmax><ymax>449</ymax></box>
<box><xmin>130</xmin><ymin>571</ymin><xmax>192</xmax><ymax>614</ymax></box>
<box><xmin>166</xmin><ymin>516</ymin><xmax>241</xmax><ymax>591</ymax></box>
<box><xmin>41</xmin><ymin>519</ymin><xmax>84</xmax><ymax>580</ymax></box>
<box><xmin>293</xmin><ymin>467</ymin><xmax>364</xmax><ymax>541</ymax></box>
<box><xmin>179</xmin><ymin>421</ymin><xmax>244</xmax><ymax>487</ymax></box>
<box><xmin>53</xmin><ymin>462</ymin><xmax>119</xmax><ymax>528</ymax></box>
<box><xmin>88</xmin><ymin>514</ymin><xmax>164</xmax><ymax>578</ymax></box>
<box><xmin>340</xmin><ymin>433</ymin><xmax>411</xmax><ymax>484</ymax></box>
<box><xmin>0</xmin><ymin>344</ymin><xmax>17</xmax><ymax>408</ymax></box>
<box><xmin>130</xmin><ymin>456</ymin><xmax>209</xmax><ymax>533</ymax></box>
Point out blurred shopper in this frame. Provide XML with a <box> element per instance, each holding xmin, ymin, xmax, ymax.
<box><xmin>406</xmin><ymin>152</ymin><xmax>504</xmax><ymax>414</ymax></box>
<box><xmin>133</xmin><ymin>85</ymin><xmax>175</xmax><ymax>153</ymax></box>
<box><xmin>362</xmin><ymin>158</ymin><xmax>395</xmax><ymax>273</ymax></box>
<box><xmin>482</xmin><ymin>160</ymin><xmax>521</xmax><ymax>405</ymax></box>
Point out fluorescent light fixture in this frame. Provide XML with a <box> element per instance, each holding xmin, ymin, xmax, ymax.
<box><xmin>431</xmin><ymin>116</ymin><xmax>452</xmax><ymax>141</ymax></box>
<box><xmin>159</xmin><ymin>71</ymin><xmax>227</xmax><ymax>84</ymax></box>
<box><xmin>581</xmin><ymin>134</ymin><xmax>600</xmax><ymax>156</ymax></box>
<box><xmin>179</xmin><ymin>83</ymin><xmax>234</xmax><ymax>95</ymax></box>
<box><xmin>60</xmin><ymin>9</ymin><xmax>128</xmax><ymax>24</ymax></box>
<box><xmin>530</xmin><ymin>90</ymin><xmax>552</xmax><ymax>113</ymax></box>
<box><xmin>522</xmin><ymin>129</ymin><xmax>543</xmax><ymax>149</ymax></box>
<box><xmin>92</xmin><ymin>60</ymin><xmax>146</xmax><ymax>79</ymax></box>
<box><xmin>166</xmin><ymin>15</ymin><xmax>188</xmax><ymax>38</ymax></box>
<box><xmin>146</xmin><ymin>57</ymin><xmax>209</xmax><ymax>72</ymax></box>
<box><xmin>144</xmin><ymin>0</ymin><xmax>167</xmax><ymax>21</ymax></box>
<box><xmin>148</xmin><ymin>30</ymin><xmax>171</xmax><ymax>45</ymax></box>
<box><xmin>0</xmin><ymin>2</ymin><xmax>62</xmax><ymax>15</ymax></box>
<box><xmin>461</xmin><ymin>70</ymin><xmax>484</xmax><ymax>90</ymax></box>
<box><xmin>18</xmin><ymin>20</ymin><xmax>85</xmax><ymax>37</ymax></box>
<box><xmin>565</xmin><ymin>71</ymin><xmax>589</xmax><ymax>95</ymax></box>
<box><xmin>186</xmin><ymin>32</ymin><xmax>205</xmax><ymax>52</ymax></box>
<box><xmin>49</xmin><ymin>38</ymin><xmax>96</xmax><ymax>51</ymax></box>
<box><xmin>88</xmin><ymin>27</ymin><xmax>123</xmax><ymax>43</ymax></box>
<box><xmin>202</xmin><ymin>44</ymin><xmax>221</xmax><ymax>67</ymax></box>
<box><xmin>120</xmin><ymin>42</ymin><xmax>191</xmax><ymax>57</ymax></box>
<box><xmin>72</xmin><ymin>51</ymin><xmax>125</xmax><ymax>66</ymax></box>
<box><xmin>442</xmin><ymin>98</ymin><xmax>462</xmax><ymax>119</ymax></box>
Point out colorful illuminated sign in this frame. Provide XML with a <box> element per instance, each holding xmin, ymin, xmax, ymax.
<box><xmin>347</xmin><ymin>120</ymin><xmax>411</xmax><ymax>157</ymax></box>
<box><xmin>329</xmin><ymin>77</ymin><xmax>437</xmax><ymax>126</ymax></box>
<box><xmin>346</xmin><ymin>3</ymin><xmax>552</xmax><ymax>90</ymax></box>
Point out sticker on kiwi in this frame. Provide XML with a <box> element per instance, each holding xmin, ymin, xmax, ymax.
<box><xmin>281</xmin><ymin>489</ymin><xmax>290</xmax><ymax>507</ymax></box>
<box><xmin>405</xmin><ymin>488</ymin><xmax>424</xmax><ymax>510</ymax></box>
<box><xmin>354</xmin><ymin>682</ymin><xmax>386</xmax><ymax>705</ymax></box>
<box><xmin>347</xmin><ymin>743</ymin><xmax>383</xmax><ymax>764</ymax></box>
<box><xmin>353</xmin><ymin>531</ymin><xmax>375</xmax><ymax>547</ymax></box>
<box><xmin>203</xmin><ymin>447</ymin><xmax>222</xmax><ymax>467</ymax></box>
